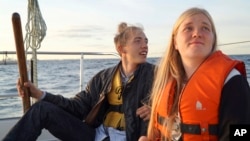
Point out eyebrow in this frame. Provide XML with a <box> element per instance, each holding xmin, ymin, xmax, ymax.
<box><xmin>202</xmin><ymin>21</ymin><xmax>211</xmax><ymax>26</ymax></box>
<box><xmin>133</xmin><ymin>37</ymin><xmax>148</xmax><ymax>41</ymax></box>
<box><xmin>134</xmin><ymin>37</ymin><xmax>142</xmax><ymax>40</ymax></box>
<box><xmin>183</xmin><ymin>21</ymin><xmax>211</xmax><ymax>27</ymax></box>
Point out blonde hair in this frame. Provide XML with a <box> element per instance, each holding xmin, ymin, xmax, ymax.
<box><xmin>114</xmin><ymin>22</ymin><xmax>144</xmax><ymax>56</ymax></box>
<box><xmin>147</xmin><ymin>7</ymin><xmax>218</xmax><ymax>140</ymax></box>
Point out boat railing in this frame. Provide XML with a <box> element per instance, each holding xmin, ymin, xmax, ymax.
<box><xmin>0</xmin><ymin>51</ymin><xmax>119</xmax><ymax>98</ymax></box>
<box><xmin>0</xmin><ymin>51</ymin><xmax>119</xmax><ymax>56</ymax></box>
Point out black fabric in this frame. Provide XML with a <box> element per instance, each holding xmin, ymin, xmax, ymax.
<box><xmin>157</xmin><ymin>113</ymin><xmax>165</xmax><ymax>126</ymax></box>
<box><xmin>218</xmin><ymin>75</ymin><xmax>250</xmax><ymax>140</ymax></box>
<box><xmin>181</xmin><ymin>123</ymin><xmax>218</xmax><ymax>135</ymax></box>
<box><xmin>108</xmin><ymin>104</ymin><xmax>124</xmax><ymax>113</ymax></box>
<box><xmin>3</xmin><ymin>101</ymin><xmax>95</xmax><ymax>141</ymax></box>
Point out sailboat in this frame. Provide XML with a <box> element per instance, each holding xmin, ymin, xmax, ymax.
<box><xmin>0</xmin><ymin>11</ymin><xmax>118</xmax><ymax>141</ymax></box>
<box><xmin>0</xmin><ymin>51</ymin><xmax>118</xmax><ymax>140</ymax></box>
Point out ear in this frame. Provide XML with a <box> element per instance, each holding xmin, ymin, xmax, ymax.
<box><xmin>118</xmin><ymin>45</ymin><xmax>127</xmax><ymax>54</ymax></box>
<box><xmin>116</xmin><ymin>45</ymin><xmax>124</xmax><ymax>55</ymax></box>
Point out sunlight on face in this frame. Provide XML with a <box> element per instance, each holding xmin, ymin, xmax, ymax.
<box><xmin>175</xmin><ymin>13</ymin><xmax>214</xmax><ymax>61</ymax></box>
<box><xmin>124</xmin><ymin>30</ymin><xmax>148</xmax><ymax>64</ymax></box>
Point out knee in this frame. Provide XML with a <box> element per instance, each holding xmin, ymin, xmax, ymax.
<box><xmin>27</xmin><ymin>101</ymin><xmax>55</xmax><ymax>114</ymax></box>
<box><xmin>31</xmin><ymin>101</ymin><xmax>51</xmax><ymax>109</ymax></box>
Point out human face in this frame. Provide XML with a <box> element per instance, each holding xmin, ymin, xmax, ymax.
<box><xmin>123</xmin><ymin>30</ymin><xmax>148</xmax><ymax>64</ymax></box>
<box><xmin>175</xmin><ymin>13</ymin><xmax>214</xmax><ymax>62</ymax></box>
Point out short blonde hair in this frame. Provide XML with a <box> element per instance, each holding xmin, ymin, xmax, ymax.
<box><xmin>114</xmin><ymin>22</ymin><xmax>144</xmax><ymax>55</ymax></box>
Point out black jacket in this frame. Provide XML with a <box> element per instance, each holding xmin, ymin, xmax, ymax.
<box><xmin>44</xmin><ymin>61</ymin><xmax>155</xmax><ymax>141</ymax></box>
<box><xmin>218</xmin><ymin>75</ymin><xmax>250</xmax><ymax>140</ymax></box>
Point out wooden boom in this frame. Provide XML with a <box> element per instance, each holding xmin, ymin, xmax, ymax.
<box><xmin>12</xmin><ymin>12</ymin><xmax>31</xmax><ymax>113</ymax></box>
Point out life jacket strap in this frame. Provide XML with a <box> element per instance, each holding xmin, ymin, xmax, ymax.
<box><xmin>108</xmin><ymin>104</ymin><xmax>124</xmax><ymax>113</ymax></box>
<box><xmin>157</xmin><ymin>113</ymin><xmax>165</xmax><ymax>125</ymax></box>
<box><xmin>181</xmin><ymin>123</ymin><xmax>218</xmax><ymax>135</ymax></box>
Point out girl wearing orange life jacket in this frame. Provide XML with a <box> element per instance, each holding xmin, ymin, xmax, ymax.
<box><xmin>139</xmin><ymin>7</ymin><xmax>250</xmax><ymax>141</ymax></box>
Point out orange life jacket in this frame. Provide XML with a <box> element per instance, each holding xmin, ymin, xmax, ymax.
<box><xmin>155</xmin><ymin>51</ymin><xmax>246</xmax><ymax>141</ymax></box>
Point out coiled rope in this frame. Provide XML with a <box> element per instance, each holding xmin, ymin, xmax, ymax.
<box><xmin>24</xmin><ymin>0</ymin><xmax>46</xmax><ymax>103</ymax></box>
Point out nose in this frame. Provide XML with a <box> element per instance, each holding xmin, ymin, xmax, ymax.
<box><xmin>192</xmin><ymin>29</ymin><xmax>202</xmax><ymax>38</ymax></box>
<box><xmin>141</xmin><ymin>39</ymin><xmax>148</xmax><ymax>48</ymax></box>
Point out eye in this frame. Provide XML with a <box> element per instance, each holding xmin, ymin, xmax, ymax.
<box><xmin>202</xmin><ymin>26</ymin><xmax>211</xmax><ymax>32</ymax></box>
<box><xmin>133</xmin><ymin>38</ymin><xmax>142</xmax><ymax>44</ymax></box>
<box><xmin>134</xmin><ymin>39</ymin><xmax>141</xmax><ymax>43</ymax></box>
<box><xmin>183</xmin><ymin>26</ymin><xmax>193</xmax><ymax>32</ymax></box>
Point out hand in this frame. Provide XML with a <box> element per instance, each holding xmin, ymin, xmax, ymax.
<box><xmin>136</xmin><ymin>104</ymin><xmax>151</xmax><ymax>121</ymax></box>
<box><xmin>16</xmin><ymin>78</ymin><xmax>43</xmax><ymax>99</ymax></box>
<box><xmin>138</xmin><ymin>136</ymin><xmax>149</xmax><ymax>141</ymax></box>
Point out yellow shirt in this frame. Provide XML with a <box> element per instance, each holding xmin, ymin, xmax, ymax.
<box><xmin>103</xmin><ymin>69</ymin><xmax>125</xmax><ymax>129</ymax></box>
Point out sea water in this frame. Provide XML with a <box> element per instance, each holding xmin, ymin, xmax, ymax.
<box><xmin>0</xmin><ymin>55</ymin><xmax>249</xmax><ymax>118</ymax></box>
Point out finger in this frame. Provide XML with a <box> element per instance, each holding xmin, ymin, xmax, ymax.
<box><xmin>136</xmin><ymin>106</ymin><xmax>150</xmax><ymax>116</ymax></box>
<box><xmin>137</xmin><ymin>111</ymin><xmax>149</xmax><ymax>120</ymax></box>
<box><xmin>136</xmin><ymin>108</ymin><xmax>146</xmax><ymax>116</ymax></box>
<box><xmin>139</xmin><ymin>114</ymin><xmax>150</xmax><ymax>121</ymax></box>
<box><xmin>137</xmin><ymin>107</ymin><xmax>151</xmax><ymax>121</ymax></box>
<box><xmin>19</xmin><ymin>90</ymin><xmax>25</xmax><ymax>97</ymax></box>
<box><xmin>16</xmin><ymin>78</ymin><xmax>20</xmax><ymax>85</ymax></box>
<box><xmin>138</xmin><ymin>136</ymin><xmax>148</xmax><ymax>141</ymax></box>
<box><xmin>140</xmin><ymin>111</ymin><xmax>148</xmax><ymax>118</ymax></box>
<box><xmin>141</xmin><ymin>111</ymin><xmax>151</xmax><ymax>121</ymax></box>
<box><xmin>17</xmin><ymin>85</ymin><xmax>24</xmax><ymax>97</ymax></box>
<box><xmin>23</xmin><ymin>81</ymin><xmax>31</xmax><ymax>87</ymax></box>
<box><xmin>137</xmin><ymin>105</ymin><xmax>147</xmax><ymax>112</ymax></box>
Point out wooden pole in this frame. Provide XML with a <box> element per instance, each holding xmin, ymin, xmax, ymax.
<box><xmin>12</xmin><ymin>12</ymin><xmax>31</xmax><ymax>113</ymax></box>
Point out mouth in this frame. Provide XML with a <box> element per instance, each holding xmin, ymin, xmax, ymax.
<box><xmin>189</xmin><ymin>41</ymin><xmax>204</xmax><ymax>45</ymax></box>
<box><xmin>140</xmin><ymin>51</ymin><xmax>147</xmax><ymax>56</ymax></box>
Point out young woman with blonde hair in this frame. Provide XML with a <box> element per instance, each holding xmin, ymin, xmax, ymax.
<box><xmin>140</xmin><ymin>7</ymin><xmax>250</xmax><ymax>141</ymax></box>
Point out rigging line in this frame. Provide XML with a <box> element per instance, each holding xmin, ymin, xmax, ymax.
<box><xmin>218</xmin><ymin>40</ymin><xmax>250</xmax><ymax>46</ymax></box>
<box><xmin>25</xmin><ymin>0</ymin><xmax>47</xmax><ymax>51</ymax></box>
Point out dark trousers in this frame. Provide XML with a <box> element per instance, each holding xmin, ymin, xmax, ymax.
<box><xmin>3</xmin><ymin>101</ymin><xmax>95</xmax><ymax>141</ymax></box>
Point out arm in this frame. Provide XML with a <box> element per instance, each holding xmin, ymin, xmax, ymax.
<box><xmin>17</xmin><ymin>71</ymin><xmax>104</xmax><ymax>120</ymax></box>
<box><xmin>43</xmin><ymin>74</ymin><xmax>104</xmax><ymax>119</ymax></box>
<box><xmin>218</xmin><ymin>75</ymin><xmax>250</xmax><ymax>140</ymax></box>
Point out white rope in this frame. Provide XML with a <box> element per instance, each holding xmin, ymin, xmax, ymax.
<box><xmin>24</xmin><ymin>0</ymin><xmax>46</xmax><ymax>104</ymax></box>
<box><xmin>25</xmin><ymin>0</ymin><xmax>47</xmax><ymax>51</ymax></box>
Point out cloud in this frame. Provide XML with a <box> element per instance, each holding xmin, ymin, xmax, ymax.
<box><xmin>1</xmin><ymin>0</ymin><xmax>250</xmax><ymax>57</ymax></box>
<box><xmin>53</xmin><ymin>25</ymin><xmax>109</xmax><ymax>39</ymax></box>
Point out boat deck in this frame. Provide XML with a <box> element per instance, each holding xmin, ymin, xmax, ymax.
<box><xmin>0</xmin><ymin>117</ymin><xmax>59</xmax><ymax>140</ymax></box>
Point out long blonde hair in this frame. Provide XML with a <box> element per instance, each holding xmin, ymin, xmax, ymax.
<box><xmin>147</xmin><ymin>7</ymin><xmax>218</xmax><ymax>140</ymax></box>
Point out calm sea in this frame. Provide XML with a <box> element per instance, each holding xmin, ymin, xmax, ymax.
<box><xmin>0</xmin><ymin>55</ymin><xmax>249</xmax><ymax>118</ymax></box>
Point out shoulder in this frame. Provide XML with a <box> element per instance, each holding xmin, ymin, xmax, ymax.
<box><xmin>222</xmin><ymin>70</ymin><xmax>250</xmax><ymax>100</ymax></box>
<box><xmin>96</xmin><ymin>63</ymin><xmax>119</xmax><ymax>76</ymax></box>
<box><xmin>135</xmin><ymin>62</ymin><xmax>155</xmax><ymax>76</ymax></box>
<box><xmin>140</xmin><ymin>62</ymin><xmax>156</xmax><ymax>70</ymax></box>
<box><xmin>88</xmin><ymin>63</ymin><xmax>119</xmax><ymax>84</ymax></box>
<box><xmin>224</xmin><ymin>68</ymin><xmax>241</xmax><ymax>84</ymax></box>
<box><xmin>219</xmin><ymin>72</ymin><xmax>250</xmax><ymax>140</ymax></box>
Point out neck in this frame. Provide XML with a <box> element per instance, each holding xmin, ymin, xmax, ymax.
<box><xmin>121</xmin><ymin>61</ymin><xmax>137</xmax><ymax>77</ymax></box>
<box><xmin>183</xmin><ymin>59</ymin><xmax>203</xmax><ymax>79</ymax></box>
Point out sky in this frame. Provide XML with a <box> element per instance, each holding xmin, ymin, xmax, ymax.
<box><xmin>1</xmin><ymin>0</ymin><xmax>250</xmax><ymax>60</ymax></box>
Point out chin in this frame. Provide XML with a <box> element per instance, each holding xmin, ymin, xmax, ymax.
<box><xmin>139</xmin><ymin>58</ymin><xmax>147</xmax><ymax>63</ymax></box>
